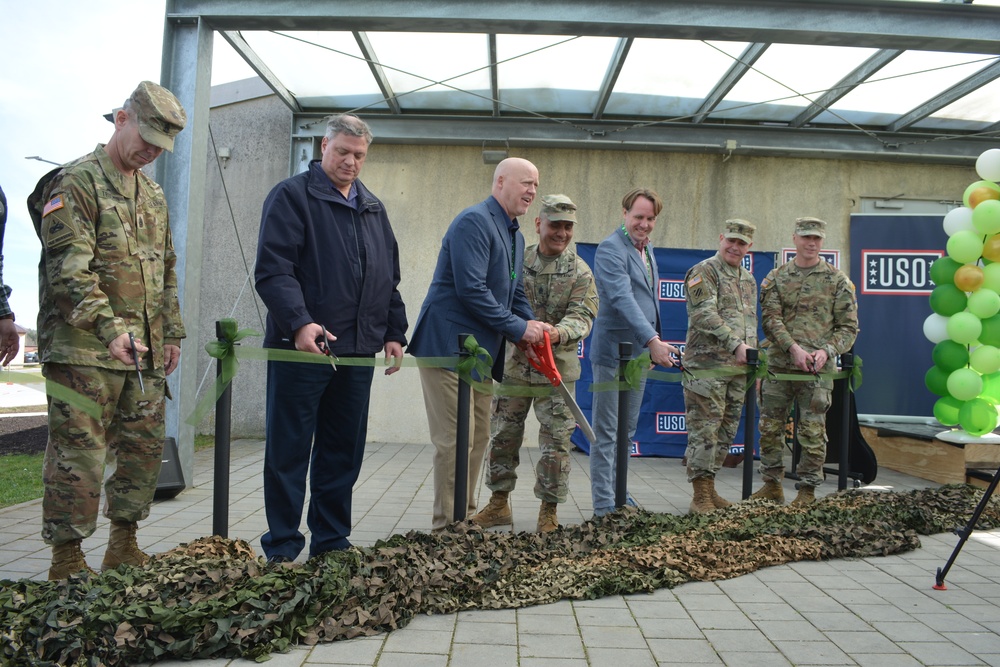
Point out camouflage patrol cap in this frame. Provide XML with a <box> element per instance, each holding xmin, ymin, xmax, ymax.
<box><xmin>107</xmin><ymin>81</ymin><xmax>187</xmax><ymax>152</ymax></box>
<box><xmin>540</xmin><ymin>194</ymin><xmax>577</xmax><ymax>222</ymax></box>
<box><xmin>723</xmin><ymin>218</ymin><xmax>756</xmax><ymax>243</ymax></box>
<box><xmin>795</xmin><ymin>216</ymin><xmax>827</xmax><ymax>238</ymax></box>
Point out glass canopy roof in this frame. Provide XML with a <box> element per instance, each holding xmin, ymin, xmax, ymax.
<box><xmin>187</xmin><ymin>0</ymin><xmax>1000</xmax><ymax>163</ymax></box>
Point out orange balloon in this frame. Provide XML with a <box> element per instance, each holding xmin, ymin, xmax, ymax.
<box><xmin>970</xmin><ymin>187</ymin><xmax>1000</xmax><ymax>209</ymax></box>
<box><xmin>955</xmin><ymin>264</ymin><xmax>985</xmax><ymax>292</ymax></box>
<box><xmin>985</xmin><ymin>235</ymin><xmax>1000</xmax><ymax>263</ymax></box>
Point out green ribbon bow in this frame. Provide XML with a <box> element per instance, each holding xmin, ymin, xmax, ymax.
<box><xmin>456</xmin><ymin>335</ymin><xmax>494</xmax><ymax>392</ymax></box>
<box><xmin>187</xmin><ymin>319</ymin><xmax>261</xmax><ymax>426</ymax></box>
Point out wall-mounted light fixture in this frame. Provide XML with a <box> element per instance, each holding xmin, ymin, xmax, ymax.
<box><xmin>482</xmin><ymin>140</ymin><xmax>509</xmax><ymax>165</ymax></box>
<box><xmin>218</xmin><ymin>147</ymin><xmax>232</xmax><ymax>167</ymax></box>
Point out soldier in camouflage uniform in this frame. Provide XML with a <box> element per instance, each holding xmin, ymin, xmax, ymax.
<box><xmin>0</xmin><ymin>185</ymin><xmax>19</xmax><ymax>365</ymax></box>
<box><xmin>683</xmin><ymin>220</ymin><xmax>758</xmax><ymax>514</ymax></box>
<box><xmin>27</xmin><ymin>81</ymin><xmax>187</xmax><ymax>580</ymax></box>
<box><xmin>471</xmin><ymin>195</ymin><xmax>599</xmax><ymax>532</ymax></box>
<box><xmin>751</xmin><ymin>217</ymin><xmax>859</xmax><ymax>505</ymax></box>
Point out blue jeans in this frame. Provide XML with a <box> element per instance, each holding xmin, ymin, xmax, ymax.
<box><xmin>261</xmin><ymin>358</ymin><xmax>374</xmax><ymax>560</ymax></box>
<box><xmin>589</xmin><ymin>361</ymin><xmax>646</xmax><ymax>515</ymax></box>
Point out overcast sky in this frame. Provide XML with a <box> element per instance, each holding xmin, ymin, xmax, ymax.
<box><xmin>0</xmin><ymin>1</ymin><xmax>251</xmax><ymax>332</ymax></box>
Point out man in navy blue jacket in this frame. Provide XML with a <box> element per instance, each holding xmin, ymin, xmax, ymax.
<box><xmin>408</xmin><ymin>157</ymin><xmax>546</xmax><ymax>531</ymax></box>
<box><xmin>255</xmin><ymin>114</ymin><xmax>407</xmax><ymax>562</ymax></box>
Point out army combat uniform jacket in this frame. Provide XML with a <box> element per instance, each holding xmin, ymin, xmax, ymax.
<box><xmin>502</xmin><ymin>244</ymin><xmax>599</xmax><ymax>383</ymax></box>
<box><xmin>28</xmin><ymin>144</ymin><xmax>186</xmax><ymax>370</ymax></box>
<box><xmin>760</xmin><ymin>260</ymin><xmax>858</xmax><ymax>372</ymax></box>
<box><xmin>683</xmin><ymin>252</ymin><xmax>758</xmax><ymax>372</ymax></box>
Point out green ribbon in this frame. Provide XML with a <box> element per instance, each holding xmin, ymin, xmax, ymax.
<box><xmin>455</xmin><ymin>336</ymin><xmax>495</xmax><ymax>393</ymax></box>
<box><xmin>186</xmin><ymin>320</ymin><xmax>864</xmax><ymax>426</ymax></box>
<box><xmin>187</xmin><ymin>320</ymin><xmax>262</xmax><ymax>426</ymax></box>
<box><xmin>0</xmin><ymin>369</ymin><xmax>103</xmax><ymax>420</ymax></box>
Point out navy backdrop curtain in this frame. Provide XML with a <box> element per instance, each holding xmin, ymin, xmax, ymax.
<box><xmin>849</xmin><ymin>214</ymin><xmax>946</xmax><ymax>418</ymax></box>
<box><xmin>571</xmin><ymin>244</ymin><xmax>774</xmax><ymax>458</ymax></box>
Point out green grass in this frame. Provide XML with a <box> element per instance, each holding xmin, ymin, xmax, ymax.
<box><xmin>0</xmin><ymin>453</ymin><xmax>45</xmax><ymax>508</ymax></box>
<box><xmin>0</xmin><ymin>434</ymin><xmax>219</xmax><ymax>508</ymax></box>
<box><xmin>0</xmin><ymin>405</ymin><xmax>47</xmax><ymax>415</ymax></box>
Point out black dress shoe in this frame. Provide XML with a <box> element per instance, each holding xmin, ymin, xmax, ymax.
<box><xmin>267</xmin><ymin>554</ymin><xmax>292</xmax><ymax>564</ymax></box>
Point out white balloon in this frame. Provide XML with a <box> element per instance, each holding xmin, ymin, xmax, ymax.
<box><xmin>943</xmin><ymin>206</ymin><xmax>975</xmax><ymax>236</ymax></box>
<box><xmin>923</xmin><ymin>313</ymin><xmax>950</xmax><ymax>343</ymax></box>
<box><xmin>977</xmin><ymin>149</ymin><xmax>1000</xmax><ymax>183</ymax></box>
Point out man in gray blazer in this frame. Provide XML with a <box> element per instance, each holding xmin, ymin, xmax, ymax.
<box><xmin>589</xmin><ymin>188</ymin><xmax>679</xmax><ymax>517</ymax></box>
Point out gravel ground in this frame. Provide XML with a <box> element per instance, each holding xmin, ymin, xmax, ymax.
<box><xmin>0</xmin><ymin>415</ymin><xmax>47</xmax><ymax>456</ymax></box>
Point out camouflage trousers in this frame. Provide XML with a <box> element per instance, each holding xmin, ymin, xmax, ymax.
<box><xmin>682</xmin><ymin>375</ymin><xmax>746</xmax><ymax>481</ymax></box>
<box><xmin>758</xmin><ymin>376</ymin><xmax>833</xmax><ymax>488</ymax></box>
<box><xmin>41</xmin><ymin>363</ymin><xmax>167</xmax><ymax>546</ymax></box>
<box><xmin>485</xmin><ymin>379</ymin><xmax>576</xmax><ymax>503</ymax></box>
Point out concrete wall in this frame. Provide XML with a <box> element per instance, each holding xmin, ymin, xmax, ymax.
<box><xmin>194</xmin><ymin>94</ymin><xmax>977</xmax><ymax>441</ymax></box>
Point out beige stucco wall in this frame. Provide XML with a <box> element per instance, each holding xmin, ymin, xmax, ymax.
<box><xmin>193</xmin><ymin>94</ymin><xmax>977</xmax><ymax>442</ymax></box>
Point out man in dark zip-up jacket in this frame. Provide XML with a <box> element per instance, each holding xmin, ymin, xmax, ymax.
<box><xmin>254</xmin><ymin>114</ymin><xmax>407</xmax><ymax>562</ymax></box>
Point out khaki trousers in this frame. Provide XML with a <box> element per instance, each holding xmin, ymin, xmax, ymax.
<box><xmin>419</xmin><ymin>366</ymin><xmax>493</xmax><ymax>530</ymax></box>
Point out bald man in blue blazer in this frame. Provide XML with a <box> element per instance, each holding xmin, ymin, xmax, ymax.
<box><xmin>409</xmin><ymin>157</ymin><xmax>547</xmax><ymax>531</ymax></box>
<box><xmin>589</xmin><ymin>188</ymin><xmax>680</xmax><ymax>517</ymax></box>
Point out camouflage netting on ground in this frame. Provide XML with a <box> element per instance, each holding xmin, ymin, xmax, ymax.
<box><xmin>2</xmin><ymin>485</ymin><xmax>998</xmax><ymax>666</ymax></box>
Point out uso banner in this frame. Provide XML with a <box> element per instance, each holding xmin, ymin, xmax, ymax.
<box><xmin>849</xmin><ymin>214</ymin><xmax>946</xmax><ymax>417</ymax></box>
<box><xmin>572</xmin><ymin>245</ymin><xmax>774</xmax><ymax>458</ymax></box>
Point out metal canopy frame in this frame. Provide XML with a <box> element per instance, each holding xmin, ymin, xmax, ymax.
<box><xmin>165</xmin><ymin>0</ymin><xmax>999</xmax><ymax>165</ymax></box>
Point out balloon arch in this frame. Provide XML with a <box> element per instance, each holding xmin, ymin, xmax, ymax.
<box><xmin>924</xmin><ymin>148</ymin><xmax>1000</xmax><ymax>437</ymax></box>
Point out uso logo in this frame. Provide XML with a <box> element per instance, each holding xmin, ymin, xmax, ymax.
<box><xmin>861</xmin><ymin>250</ymin><xmax>942</xmax><ymax>296</ymax></box>
<box><xmin>659</xmin><ymin>279</ymin><xmax>686</xmax><ymax>302</ymax></box>
<box><xmin>577</xmin><ymin>339</ymin><xmax>585</xmax><ymax>358</ymax></box>
<box><xmin>656</xmin><ymin>412</ymin><xmax>687</xmax><ymax>434</ymax></box>
<box><xmin>742</xmin><ymin>254</ymin><xmax>754</xmax><ymax>272</ymax></box>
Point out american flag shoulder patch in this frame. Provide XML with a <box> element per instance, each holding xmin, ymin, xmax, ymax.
<box><xmin>687</xmin><ymin>275</ymin><xmax>702</xmax><ymax>288</ymax></box>
<box><xmin>42</xmin><ymin>196</ymin><xmax>64</xmax><ymax>217</ymax></box>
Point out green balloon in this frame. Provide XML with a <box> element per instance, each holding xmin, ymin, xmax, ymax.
<box><xmin>968</xmin><ymin>288</ymin><xmax>1000</xmax><ymax>319</ymax></box>
<box><xmin>947</xmin><ymin>230</ymin><xmax>985</xmax><ymax>264</ymax></box>
<box><xmin>930</xmin><ymin>256</ymin><xmax>962</xmax><ymax>286</ymax></box>
<box><xmin>959</xmin><ymin>397</ymin><xmax>999</xmax><ymax>436</ymax></box>
<box><xmin>973</xmin><ymin>200</ymin><xmax>1000</xmax><ymax>236</ymax></box>
<box><xmin>980</xmin><ymin>313</ymin><xmax>1000</xmax><ymax>346</ymax></box>
<box><xmin>925</xmin><ymin>366</ymin><xmax>951</xmax><ymax>397</ymax></box>
<box><xmin>948</xmin><ymin>367</ymin><xmax>984</xmax><ymax>400</ymax></box>
<box><xmin>934</xmin><ymin>396</ymin><xmax>963</xmax><ymax>426</ymax></box>
<box><xmin>983</xmin><ymin>372</ymin><xmax>1000</xmax><ymax>402</ymax></box>
<box><xmin>932</xmin><ymin>340</ymin><xmax>969</xmax><ymax>371</ymax></box>
<box><xmin>971</xmin><ymin>345</ymin><xmax>1000</xmax><ymax>374</ymax></box>
<box><xmin>929</xmin><ymin>285</ymin><xmax>968</xmax><ymax>316</ymax></box>
<box><xmin>947</xmin><ymin>312</ymin><xmax>983</xmax><ymax>344</ymax></box>
<box><xmin>983</xmin><ymin>263</ymin><xmax>1000</xmax><ymax>292</ymax></box>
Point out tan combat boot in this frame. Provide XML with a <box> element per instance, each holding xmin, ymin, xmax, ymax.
<box><xmin>711</xmin><ymin>481</ymin><xmax>732</xmax><ymax>509</ymax></box>
<box><xmin>101</xmin><ymin>520</ymin><xmax>150</xmax><ymax>571</ymax></box>
<box><xmin>470</xmin><ymin>491</ymin><xmax>512</xmax><ymax>528</ymax></box>
<box><xmin>790</xmin><ymin>486</ymin><xmax>816</xmax><ymax>506</ymax></box>
<box><xmin>749</xmin><ymin>480</ymin><xmax>785</xmax><ymax>503</ymax></box>
<box><xmin>537</xmin><ymin>501</ymin><xmax>558</xmax><ymax>533</ymax></box>
<box><xmin>689</xmin><ymin>478</ymin><xmax>716</xmax><ymax>514</ymax></box>
<box><xmin>49</xmin><ymin>539</ymin><xmax>96</xmax><ymax>580</ymax></box>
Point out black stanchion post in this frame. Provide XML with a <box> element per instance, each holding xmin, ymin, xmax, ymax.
<box><xmin>615</xmin><ymin>342</ymin><xmax>633</xmax><ymax>508</ymax></box>
<box><xmin>212</xmin><ymin>320</ymin><xmax>232</xmax><ymax>538</ymax></box>
<box><xmin>454</xmin><ymin>334</ymin><xmax>472</xmax><ymax>522</ymax></box>
<box><xmin>838</xmin><ymin>352</ymin><xmax>854</xmax><ymax>492</ymax></box>
<box><xmin>742</xmin><ymin>348</ymin><xmax>759</xmax><ymax>499</ymax></box>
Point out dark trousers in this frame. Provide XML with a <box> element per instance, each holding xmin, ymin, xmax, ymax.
<box><xmin>261</xmin><ymin>358</ymin><xmax>374</xmax><ymax>559</ymax></box>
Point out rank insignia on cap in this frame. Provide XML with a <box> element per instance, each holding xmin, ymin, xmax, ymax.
<box><xmin>42</xmin><ymin>196</ymin><xmax>64</xmax><ymax>217</ymax></box>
